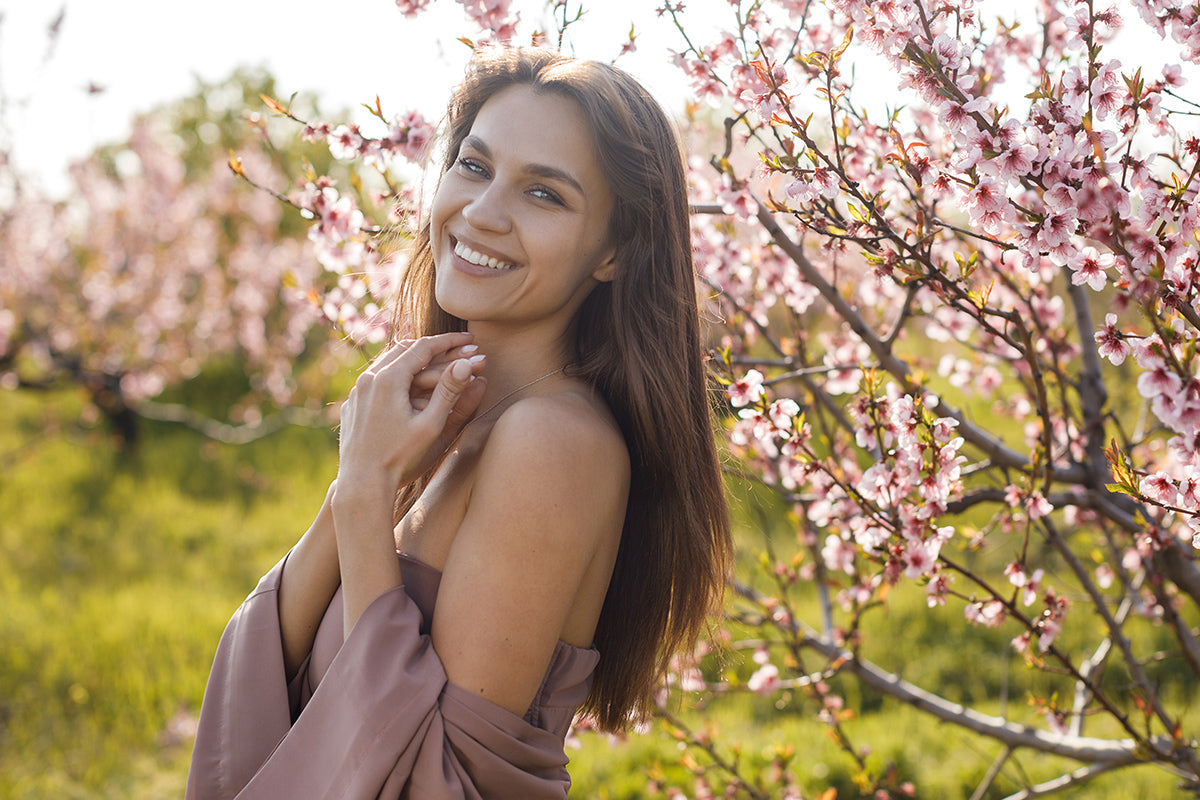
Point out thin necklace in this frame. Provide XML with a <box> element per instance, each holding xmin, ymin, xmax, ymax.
<box><xmin>468</xmin><ymin>366</ymin><xmax>565</xmax><ymax>426</ymax></box>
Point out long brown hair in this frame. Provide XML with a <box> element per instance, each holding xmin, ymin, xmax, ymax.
<box><xmin>393</xmin><ymin>46</ymin><xmax>731</xmax><ymax>732</ymax></box>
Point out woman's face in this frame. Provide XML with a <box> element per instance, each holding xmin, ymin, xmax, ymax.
<box><xmin>429</xmin><ymin>84</ymin><xmax>616</xmax><ymax>340</ymax></box>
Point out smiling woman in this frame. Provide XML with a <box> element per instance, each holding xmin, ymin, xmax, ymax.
<box><xmin>186</xmin><ymin>46</ymin><xmax>731</xmax><ymax>800</ymax></box>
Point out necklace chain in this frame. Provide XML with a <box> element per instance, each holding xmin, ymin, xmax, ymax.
<box><xmin>468</xmin><ymin>366</ymin><xmax>565</xmax><ymax>426</ymax></box>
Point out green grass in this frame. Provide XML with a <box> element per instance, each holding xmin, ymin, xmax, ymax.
<box><xmin>0</xmin><ymin>385</ymin><xmax>1192</xmax><ymax>798</ymax></box>
<box><xmin>0</xmin><ymin>386</ymin><xmax>338</xmax><ymax>799</ymax></box>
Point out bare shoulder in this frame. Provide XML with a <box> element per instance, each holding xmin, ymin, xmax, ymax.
<box><xmin>466</xmin><ymin>389</ymin><xmax>631</xmax><ymax>557</ymax></box>
<box><xmin>481</xmin><ymin>390</ymin><xmax>630</xmax><ymax>487</ymax></box>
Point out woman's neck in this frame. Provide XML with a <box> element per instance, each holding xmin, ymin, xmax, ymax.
<box><xmin>465</xmin><ymin>324</ymin><xmax>572</xmax><ymax>412</ymax></box>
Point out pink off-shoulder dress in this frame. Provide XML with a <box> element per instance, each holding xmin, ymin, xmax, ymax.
<box><xmin>186</xmin><ymin>552</ymin><xmax>600</xmax><ymax>800</ymax></box>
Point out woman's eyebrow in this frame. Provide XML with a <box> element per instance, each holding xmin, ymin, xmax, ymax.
<box><xmin>462</xmin><ymin>134</ymin><xmax>585</xmax><ymax>197</ymax></box>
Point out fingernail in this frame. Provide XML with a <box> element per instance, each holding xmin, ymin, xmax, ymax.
<box><xmin>468</xmin><ymin>354</ymin><xmax>487</xmax><ymax>365</ymax></box>
<box><xmin>451</xmin><ymin>359</ymin><xmax>472</xmax><ymax>380</ymax></box>
<box><xmin>461</xmin><ymin>344</ymin><xmax>479</xmax><ymax>355</ymax></box>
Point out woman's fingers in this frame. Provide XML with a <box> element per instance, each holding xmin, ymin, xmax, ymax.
<box><xmin>411</xmin><ymin>348</ymin><xmax>485</xmax><ymax>393</ymax></box>
<box><xmin>361</xmin><ymin>339</ymin><xmax>411</xmax><ymax>377</ymax></box>
<box><xmin>445</xmin><ymin>374</ymin><xmax>487</xmax><ymax>432</ymax></box>
<box><xmin>364</xmin><ymin>332</ymin><xmax>475</xmax><ymax>379</ymax></box>
<box><xmin>420</xmin><ymin>358</ymin><xmax>476</xmax><ymax>427</ymax></box>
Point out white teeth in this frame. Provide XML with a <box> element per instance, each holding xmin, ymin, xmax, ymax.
<box><xmin>454</xmin><ymin>240</ymin><xmax>516</xmax><ymax>271</ymax></box>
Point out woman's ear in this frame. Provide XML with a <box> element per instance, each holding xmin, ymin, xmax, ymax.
<box><xmin>591</xmin><ymin>249</ymin><xmax>619</xmax><ymax>283</ymax></box>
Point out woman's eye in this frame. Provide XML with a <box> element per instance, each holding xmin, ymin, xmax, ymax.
<box><xmin>529</xmin><ymin>186</ymin><xmax>564</xmax><ymax>205</ymax></box>
<box><xmin>457</xmin><ymin>157</ymin><xmax>488</xmax><ymax>177</ymax></box>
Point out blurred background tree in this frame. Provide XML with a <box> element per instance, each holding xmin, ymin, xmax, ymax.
<box><xmin>0</xmin><ymin>67</ymin><xmax>362</xmax><ymax>447</ymax></box>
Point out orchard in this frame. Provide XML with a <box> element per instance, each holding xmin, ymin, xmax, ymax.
<box><xmin>3</xmin><ymin>0</ymin><xmax>1200</xmax><ymax>797</ymax></box>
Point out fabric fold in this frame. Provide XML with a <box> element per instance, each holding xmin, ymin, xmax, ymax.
<box><xmin>186</xmin><ymin>553</ymin><xmax>588</xmax><ymax>800</ymax></box>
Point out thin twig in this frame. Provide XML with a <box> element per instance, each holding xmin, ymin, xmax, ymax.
<box><xmin>653</xmin><ymin>707</ymin><xmax>771</xmax><ymax>800</ymax></box>
<box><xmin>1069</xmin><ymin>588</ymin><xmax>1136</xmax><ymax>738</ymax></box>
<box><xmin>1040</xmin><ymin>519</ymin><xmax>1180</xmax><ymax>757</ymax></box>
<box><xmin>970</xmin><ymin>745</ymin><xmax>1015</xmax><ymax>800</ymax></box>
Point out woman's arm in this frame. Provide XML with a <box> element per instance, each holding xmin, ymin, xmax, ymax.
<box><xmin>277</xmin><ymin>480</ymin><xmax>342</xmax><ymax>680</ymax></box>
<box><xmin>278</xmin><ymin>335</ymin><xmax>486</xmax><ymax>676</ymax></box>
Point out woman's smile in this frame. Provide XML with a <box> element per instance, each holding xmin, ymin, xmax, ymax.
<box><xmin>451</xmin><ymin>236</ymin><xmax>519</xmax><ymax>272</ymax></box>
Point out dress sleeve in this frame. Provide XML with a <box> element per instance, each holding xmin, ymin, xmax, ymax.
<box><xmin>185</xmin><ymin>556</ymin><xmax>572</xmax><ymax>800</ymax></box>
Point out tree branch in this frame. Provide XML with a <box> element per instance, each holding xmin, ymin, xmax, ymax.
<box><xmin>134</xmin><ymin>400</ymin><xmax>333</xmax><ymax>444</ymax></box>
<box><xmin>1070</xmin><ymin>589</ymin><xmax>1136</xmax><ymax>738</ymax></box>
<box><xmin>1000</xmin><ymin>760</ymin><xmax>1125</xmax><ymax>800</ymax></box>
<box><xmin>1064</xmin><ymin>275</ymin><xmax>1110</xmax><ymax>488</ymax></box>
<box><xmin>733</xmin><ymin>580</ymin><xmax>1169</xmax><ymax>765</ymax></box>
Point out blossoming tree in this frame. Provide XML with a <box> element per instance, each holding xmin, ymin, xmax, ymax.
<box><xmin>0</xmin><ymin>70</ymin><xmax>367</xmax><ymax>445</ymax></box>
<box><xmin>245</xmin><ymin>0</ymin><xmax>1200</xmax><ymax>795</ymax></box>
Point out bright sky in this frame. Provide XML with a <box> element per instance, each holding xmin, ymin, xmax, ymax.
<box><xmin>1</xmin><ymin>1</ymin><xmax>1195</xmax><ymax>197</ymax></box>
<box><xmin>0</xmin><ymin>0</ymin><xmax>709</xmax><ymax>196</ymax></box>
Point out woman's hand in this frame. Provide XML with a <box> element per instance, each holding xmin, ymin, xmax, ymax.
<box><xmin>336</xmin><ymin>333</ymin><xmax>487</xmax><ymax>497</ymax></box>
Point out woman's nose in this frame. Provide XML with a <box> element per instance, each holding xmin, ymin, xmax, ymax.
<box><xmin>461</xmin><ymin>183</ymin><xmax>512</xmax><ymax>233</ymax></box>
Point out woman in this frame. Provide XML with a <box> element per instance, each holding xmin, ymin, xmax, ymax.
<box><xmin>187</xmin><ymin>46</ymin><xmax>731</xmax><ymax>799</ymax></box>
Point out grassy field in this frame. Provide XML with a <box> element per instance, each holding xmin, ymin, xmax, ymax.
<box><xmin>0</xmin><ymin>385</ymin><xmax>1190</xmax><ymax>798</ymax></box>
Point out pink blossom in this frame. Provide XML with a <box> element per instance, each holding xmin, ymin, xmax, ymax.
<box><xmin>965</xmin><ymin>600</ymin><xmax>1006</xmax><ymax>628</ymax></box>
<box><xmin>728</xmin><ymin>369</ymin><xmax>765</xmax><ymax>407</ymax></box>
<box><xmin>1132</xmin><ymin>335</ymin><xmax>1167</xmax><ymax>371</ymax></box>
<box><xmin>1090</xmin><ymin>59</ymin><xmax>1123</xmax><ymax>120</ymax></box>
<box><xmin>719</xmin><ymin>183</ymin><xmax>757</xmax><ymax>220</ymax></box>
<box><xmin>1137</xmin><ymin>365</ymin><xmax>1182</xmax><ymax>399</ymax></box>
<box><xmin>1036</xmin><ymin>592</ymin><xmax>1069</xmax><ymax>651</ymax></box>
<box><xmin>785</xmin><ymin>178</ymin><xmax>818</xmax><ymax>204</ymax></box>
<box><xmin>822</xmin><ymin>534</ymin><xmax>857</xmax><ymax>575</ymax></box>
<box><xmin>1177</xmin><ymin>472</ymin><xmax>1200</xmax><ymax>510</ymax></box>
<box><xmin>1140</xmin><ymin>471</ymin><xmax>1178</xmax><ymax>505</ymax></box>
<box><xmin>932</xmin><ymin>33</ymin><xmax>964</xmax><ymax>70</ymax></box>
<box><xmin>1027</xmin><ymin>491</ymin><xmax>1053</xmax><ymax>520</ymax></box>
<box><xmin>327</xmin><ymin>124</ymin><xmax>364</xmax><ymax>161</ymax></box>
<box><xmin>1039</xmin><ymin>707</ymin><xmax>1070</xmax><ymax>736</ymax></box>
<box><xmin>394</xmin><ymin>0</ymin><xmax>433</xmax><ymax>17</ymax></box>
<box><xmin>388</xmin><ymin>110</ymin><xmax>434</xmax><ymax>162</ymax></box>
<box><xmin>747</xmin><ymin>663</ymin><xmax>781</xmax><ymax>695</ymax></box>
<box><xmin>818</xmin><ymin>693</ymin><xmax>844</xmax><ymax>724</ymax></box>
<box><xmin>810</xmin><ymin>167</ymin><xmax>840</xmax><ymax>199</ymax></box>
<box><xmin>925</xmin><ymin>571</ymin><xmax>950</xmax><ymax>607</ymax></box>
<box><xmin>1095</xmin><ymin>314</ymin><xmax>1130</xmax><ymax>365</ymax></box>
<box><xmin>673</xmin><ymin>667</ymin><xmax>706</xmax><ymax>693</ymax></box>
<box><xmin>903</xmin><ymin>539</ymin><xmax>940</xmax><ymax>578</ymax></box>
<box><xmin>964</xmin><ymin>178</ymin><xmax>1013</xmax><ymax>234</ymax></box>
<box><xmin>1006</xmin><ymin>563</ymin><xmax>1045</xmax><ymax>606</ymax></box>
<box><xmin>938</xmin><ymin>97</ymin><xmax>988</xmax><ymax>135</ymax></box>
<box><xmin>459</xmin><ymin>0</ymin><xmax>519</xmax><ymax>39</ymax></box>
<box><xmin>768</xmin><ymin>397</ymin><xmax>800</xmax><ymax>431</ymax></box>
<box><xmin>1069</xmin><ymin>246</ymin><xmax>1113</xmax><ymax>291</ymax></box>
